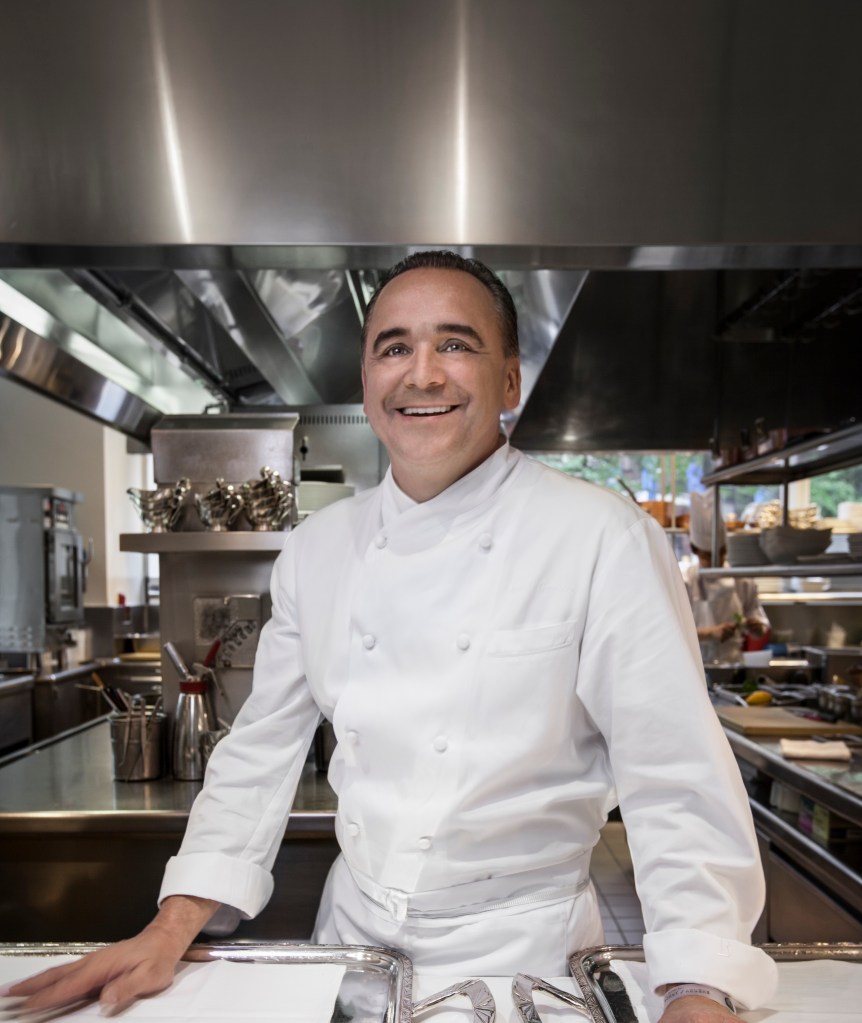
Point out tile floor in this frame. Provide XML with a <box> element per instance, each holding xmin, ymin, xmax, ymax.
<box><xmin>593</xmin><ymin>821</ymin><xmax>645</xmax><ymax>945</ymax></box>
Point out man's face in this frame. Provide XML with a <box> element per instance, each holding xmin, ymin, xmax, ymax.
<box><xmin>362</xmin><ymin>268</ymin><xmax>521</xmax><ymax>499</ymax></box>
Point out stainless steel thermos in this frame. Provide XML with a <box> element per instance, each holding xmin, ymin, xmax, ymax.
<box><xmin>172</xmin><ymin>676</ymin><xmax>216</xmax><ymax>780</ymax></box>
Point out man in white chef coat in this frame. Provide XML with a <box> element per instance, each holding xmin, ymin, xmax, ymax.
<box><xmin>9</xmin><ymin>253</ymin><xmax>778</xmax><ymax>1021</ymax></box>
<box><xmin>682</xmin><ymin>492</ymin><xmax>770</xmax><ymax>664</ymax></box>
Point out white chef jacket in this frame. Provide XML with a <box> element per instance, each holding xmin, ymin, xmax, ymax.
<box><xmin>161</xmin><ymin>444</ymin><xmax>777</xmax><ymax>1007</ymax></box>
<box><xmin>682</xmin><ymin>561</ymin><xmax>770</xmax><ymax>663</ymax></box>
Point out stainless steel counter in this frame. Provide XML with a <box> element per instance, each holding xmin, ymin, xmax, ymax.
<box><xmin>725</xmin><ymin>729</ymin><xmax>862</xmax><ymax>827</ymax></box>
<box><xmin>725</xmin><ymin>726</ymin><xmax>862</xmax><ymax>940</ymax></box>
<box><xmin>0</xmin><ymin>719</ymin><xmax>339</xmax><ymax>942</ymax></box>
<box><xmin>0</xmin><ymin>717</ymin><xmax>337</xmax><ymax>834</ymax></box>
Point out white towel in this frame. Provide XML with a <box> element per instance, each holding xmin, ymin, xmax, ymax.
<box><xmin>779</xmin><ymin>738</ymin><xmax>852</xmax><ymax>761</ymax></box>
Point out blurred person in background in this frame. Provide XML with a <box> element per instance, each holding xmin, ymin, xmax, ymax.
<box><xmin>683</xmin><ymin>491</ymin><xmax>770</xmax><ymax>663</ymax></box>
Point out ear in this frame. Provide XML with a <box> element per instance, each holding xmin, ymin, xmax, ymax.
<box><xmin>502</xmin><ymin>357</ymin><xmax>521</xmax><ymax>411</ymax></box>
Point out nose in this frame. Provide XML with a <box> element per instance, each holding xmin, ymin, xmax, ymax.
<box><xmin>404</xmin><ymin>345</ymin><xmax>445</xmax><ymax>390</ymax></box>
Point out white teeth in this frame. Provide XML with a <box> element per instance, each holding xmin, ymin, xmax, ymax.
<box><xmin>401</xmin><ymin>406</ymin><xmax>453</xmax><ymax>416</ymax></box>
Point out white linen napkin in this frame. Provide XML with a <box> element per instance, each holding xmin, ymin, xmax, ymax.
<box><xmin>0</xmin><ymin>956</ymin><xmax>345</xmax><ymax>1023</ymax></box>
<box><xmin>779</xmin><ymin>739</ymin><xmax>852</xmax><ymax>761</ymax></box>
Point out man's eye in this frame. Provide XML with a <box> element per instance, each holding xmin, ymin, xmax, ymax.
<box><xmin>382</xmin><ymin>344</ymin><xmax>409</xmax><ymax>357</ymax></box>
<box><xmin>441</xmin><ymin>339</ymin><xmax>469</xmax><ymax>352</ymax></box>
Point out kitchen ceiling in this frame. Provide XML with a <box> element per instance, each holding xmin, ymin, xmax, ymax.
<box><xmin>1</xmin><ymin>1</ymin><xmax>861</xmax><ymax>451</ymax></box>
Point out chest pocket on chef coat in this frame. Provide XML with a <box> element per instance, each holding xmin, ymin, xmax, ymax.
<box><xmin>487</xmin><ymin>620</ymin><xmax>577</xmax><ymax>657</ymax></box>
<box><xmin>474</xmin><ymin>620</ymin><xmax>580</xmax><ymax>753</ymax></box>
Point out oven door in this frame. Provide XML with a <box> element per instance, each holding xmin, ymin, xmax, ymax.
<box><xmin>45</xmin><ymin>527</ymin><xmax>84</xmax><ymax>625</ymax></box>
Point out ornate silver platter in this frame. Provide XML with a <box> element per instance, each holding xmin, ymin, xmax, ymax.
<box><xmin>569</xmin><ymin>943</ymin><xmax>862</xmax><ymax>1023</ymax></box>
<box><xmin>0</xmin><ymin>942</ymin><xmax>496</xmax><ymax>1023</ymax></box>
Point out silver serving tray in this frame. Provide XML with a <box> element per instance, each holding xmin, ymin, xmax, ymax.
<box><xmin>0</xmin><ymin>942</ymin><xmax>497</xmax><ymax>1023</ymax></box>
<box><xmin>569</xmin><ymin>942</ymin><xmax>862</xmax><ymax>1023</ymax></box>
<box><xmin>0</xmin><ymin>942</ymin><xmax>412</xmax><ymax>1023</ymax></box>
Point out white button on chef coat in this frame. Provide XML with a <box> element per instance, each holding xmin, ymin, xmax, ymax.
<box><xmin>362</xmin><ymin>634</ymin><xmax>376</xmax><ymax>650</ymax></box>
<box><xmin>374</xmin><ymin>533</ymin><xmax>387</xmax><ymax>549</ymax></box>
<box><xmin>433</xmin><ymin>735</ymin><xmax>449</xmax><ymax>753</ymax></box>
<box><xmin>456</xmin><ymin>633</ymin><xmax>471</xmax><ymax>651</ymax></box>
<box><xmin>417</xmin><ymin>836</ymin><xmax>433</xmax><ymax>851</ymax></box>
<box><xmin>478</xmin><ymin>532</ymin><xmax>493</xmax><ymax>551</ymax></box>
<box><xmin>347</xmin><ymin>822</ymin><xmax>360</xmax><ymax>837</ymax></box>
<box><xmin>345</xmin><ymin>730</ymin><xmax>359</xmax><ymax>745</ymax></box>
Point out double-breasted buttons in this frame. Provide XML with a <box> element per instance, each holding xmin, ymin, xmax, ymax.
<box><xmin>456</xmin><ymin>633</ymin><xmax>471</xmax><ymax>651</ymax></box>
<box><xmin>347</xmin><ymin>822</ymin><xmax>360</xmax><ymax>837</ymax></box>
<box><xmin>478</xmin><ymin>532</ymin><xmax>493</xmax><ymax>551</ymax></box>
<box><xmin>417</xmin><ymin>836</ymin><xmax>433</xmax><ymax>851</ymax></box>
<box><xmin>374</xmin><ymin>533</ymin><xmax>387</xmax><ymax>549</ymax></box>
<box><xmin>345</xmin><ymin>729</ymin><xmax>359</xmax><ymax>746</ymax></box>
<box><xmin>433</xmin><ymin>735</ymin><xmax>449</xmax><ymax>753</ymax></box>
<box><xmin>363</xmin><ymin>634</ymin><xmax>376</xmax><ymax>650</ymax></box>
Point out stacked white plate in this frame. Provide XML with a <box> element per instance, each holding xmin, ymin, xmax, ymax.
<box><xmin>760</xmin><ymin>525</ymin><xmax>832</xmax><ymax>564</ymax></box>
<box><xmin>848</xmin><ymin>532</ymin><xmax>862</xmax><ymax>560</ymax></box>
<box><xmin>727</xmin><ymin>530</ymin><xmax>770</xmax><ymax>566</ymax></box>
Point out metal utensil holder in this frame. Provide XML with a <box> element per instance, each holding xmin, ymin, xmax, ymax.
<box><xmin>109</xmin><ymin>710</ymin><xmax>166</xmax><ymax>781</ymax></box>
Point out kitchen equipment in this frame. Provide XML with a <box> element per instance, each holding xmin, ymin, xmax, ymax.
<box><xmin>715</xmin><ymin>704</ymin><xmax>862</xmax><ymax>736</ymax></box>
<box><xmin>172</xmin><ymin>675</ymin><xmax>217</xmax><ymax>780</ymax></box>
<box><xmin>241</xmin><ymin>466</ymin><xmax>296</xmax><ymax>531</ymax></box>
<box><xmin>109</xmin><ymin>709</ymin><xmax>166</xmax><ymax>781</ymax></box>
<box><xmin>570</xmin><ymin>943</ymin><xmax>862</xmax><ymax>1023</ymax></box>
<box><xmin>760</xmin><ymin>525</ymin><xmax>832</xmax><ymax>564</ymax></box>
<box><xmin>0</xmin><ymin>486</ymin><xmax>87</xmax><ymax>655</ymax></box>
<box><xmin>127</xmin><ymin>478</ymin><xmax>190</xmax><ymax>533</ymax></box>
<box><xmin>194</xmin><ymin>479</ymin><xmax>244</xmax><ymax>531</ymax></box>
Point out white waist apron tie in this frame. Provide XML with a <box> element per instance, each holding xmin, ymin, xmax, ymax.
<box><xmin>312</xmin><ymin>850</ymin><xmax>602</xmax><ymax>977</ymax></box>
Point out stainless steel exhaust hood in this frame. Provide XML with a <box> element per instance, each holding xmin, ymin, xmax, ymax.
<box><xmin>1</xmin><ymin>1</ymin><xmax>860</xmax><ymax>449</ymax></box>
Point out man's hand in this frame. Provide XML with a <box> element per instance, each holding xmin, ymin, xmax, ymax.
<box><xmin>4</xmin><ymin>895</ymin><xmax>219</xmax><ymax>1015</ymax></box>
<box><xmin>659</xmin><ymin>994</ymin><xmax>737</xmax><ymax>1022</ymax></box>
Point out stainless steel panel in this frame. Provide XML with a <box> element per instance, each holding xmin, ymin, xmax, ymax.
<box><xmin>0</xmin><ymin>490</ymin><xmax>45</xmax><ymax>652</ymax></box>
<box><xmin>0</xmin><ymin>313</ymin><xmax>162</xmax><ymax>441</ymax></box>
<box><xmin>1</xmin><ymin>1</ymin><xmax>861</xmax><ymax>253</ymax></box>
<box><xmin>768</xmin><ymin>850</ymin><xmax>862</xmax><ymax>942</ymax></box>
<box><xmin>151</xmin><ymin>413</ymin><xmax>299</xmax><ymax>487</ymax></box>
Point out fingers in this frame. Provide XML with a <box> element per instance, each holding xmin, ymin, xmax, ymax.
<box><xmin>99</xmin><ymin>958</ymin><xmax>176</xmax><ymax>1014</ymax></box>
<box><xmin>6</xmin><ymin>941</ymin><xmax>179</xmax><ymax>1014</ymax></box>
<box><xmin>6</xmin><ymin>958</ymin><xmax>87</xmax><ymax>997</ymax></box>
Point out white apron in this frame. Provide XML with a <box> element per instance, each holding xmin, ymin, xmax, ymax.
<box><xmin>312</xmin><ymin>853</ymin><xmax>604</xmax><ymax>976</ymax></box>
<box><xmin>690</xmin><ymin>575</ymin><xmax>745</xmax><ymax>663</ymax></box>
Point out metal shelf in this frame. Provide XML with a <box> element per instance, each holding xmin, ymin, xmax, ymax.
<box><xmin>702</xmin><ymin>421</ymin><xmax>862</xmax><ymax>487</ymax></box>
<box><xmin>701</xmin><ymin>562</ymin><xmax>862</xmax><ymax>578</ymax></box>
<box><xmin>120</xmin><ymin>532</ymin><xmax>289</xmax><ymax>554</ymax></box>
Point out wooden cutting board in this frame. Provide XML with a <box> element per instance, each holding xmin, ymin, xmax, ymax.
<box><xmin>716</xmin><ymin>704</ymin><xmax>862</xmax><ymax>736</ymax></box>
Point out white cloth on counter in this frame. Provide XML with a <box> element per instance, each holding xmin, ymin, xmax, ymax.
<box><xmin>779</xmin><ymin>738</ymin><xmax>852</xmax><ymax>761</ymax></box>
<box><xmin>611</xmin><ymin>957</ymin><xmax>862</xmax><ymax>1022</ymax></box>
<box><xmin>0</xmin><ymin>956</ymin><xmax>345</xmax><ymax>1022</ymax></box>
<box><xmin>160</xmin><ymin>443</ymin><xmax>777</xmax><ymax>1006</ymax></box>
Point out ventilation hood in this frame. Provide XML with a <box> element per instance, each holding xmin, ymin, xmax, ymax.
<box><xmin>1</xmin><ymin>1</ymin><xmax>861</xmax><ymax>451</ymax></box>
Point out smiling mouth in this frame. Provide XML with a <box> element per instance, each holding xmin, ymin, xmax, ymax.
<box><xmin>398</xmin><ymin>405</ymin><xmax>457</xmax><ymax>417</ymax></box>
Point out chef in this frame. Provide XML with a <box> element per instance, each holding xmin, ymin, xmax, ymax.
<box><xmin>9</xmin><ymin>252</ymin><xmax>777</xmax><ymax>1022</ymax></box>
<box><xmin>683</xmin><ymin>492</ymin><xmax>770</xmax><ymax>664</ymax></box>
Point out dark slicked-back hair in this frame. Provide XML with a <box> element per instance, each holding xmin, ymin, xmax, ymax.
<box><xmin>361</xmin><ymin>250</ymin><xmax>519</xmax><ymax>358</ymax></box>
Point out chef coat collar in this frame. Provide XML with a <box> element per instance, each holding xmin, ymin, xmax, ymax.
<box><xmin>379</xmin><ymin>437</ymin><xmax>521</xmax><ymax>533</ymax></box>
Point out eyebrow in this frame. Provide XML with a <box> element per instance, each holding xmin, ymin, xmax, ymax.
<box><xmin>370</xmin><ymin>323</ymin><xmax>485</xmax><ymax>354</ymax></box>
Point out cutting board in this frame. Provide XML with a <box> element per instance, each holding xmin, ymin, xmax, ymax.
<box><xmin>716</xmin><ymin>704</ymin><xmax>862</xmax><ymax>736</ymax></box>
